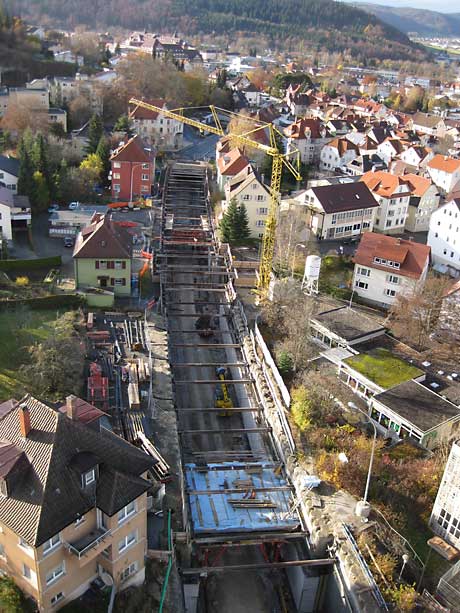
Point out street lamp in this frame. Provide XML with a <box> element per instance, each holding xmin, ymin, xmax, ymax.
<box><xmin>347</xmin><ymin>401</ymin><xmax>377</xmax><ymax>518</ymax></box>
<box><xmin>291</xmin><ymin>243</ymin><xmax>306</xmax><ymax>277</ymax></box>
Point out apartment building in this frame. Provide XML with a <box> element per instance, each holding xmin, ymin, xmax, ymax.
<box><xmin>403</xmin><ymin>174</ymin><xmax>441</xmax><ymax>233</ymax></box>
<box><xmin>427</xmin><ymin>155</ymin><xmax>460</xmax><ymax>195</ymax></box>
<box><xmin>110</xmin><ymin>136</ymin><xmax>154</xmax><ymax>201</ymax></box>
<box><xmin>0</xmin><ymin>395</ymin><xmax>154</xmax><ymax>612</ymax></box>
<box><xmin>320</xmin><ymin>137</ymin><xmax>359</xmax><ymax>171</ymax></box>
<box><xmin>430</xmin><ymin>441</ymin><xmax>460</xmax><ymax>551</ymax></box>
<box><xmin>0</xmin><ymin>187</ymin><xmax>31</xmax><ymax>240</ymax></box>
<box><xmin>223</xmin><ymin>167</ymin><xmax>270</xmax><ymax>239</ymax></box>
<box><xmin>128</xmin><ymin>99</ymin><xmax>183</xmax><ymax>151</ymax></box>
<box><xmin>297</xmin><ymin>182</ymin><xmax>378</xmax><ymax>240</ymax></box>
<box><xmin>216</xmin><ymin>146</ymin><xmax>250</xmax><ymax>191</ymax></box>
<box><xmin>427</xmin><ymin>198</ymin><xmax>460</xmax><ymax>276</ymax></box>
<box><xmin>360</xmin><ymin>171</ymin><xmax>411</xmax><ymax>234</ymax></box>
<box><xmin>352</xmin><ymin>232</ymin><xmax>430</xmax><ymax>308</ymax></box>
<box><xmin>0</xmin><ymin>156</ymin><xmax>19</xmax><ymax>193</ymax></box>
<box><xmin>284</xmin><ymin>118</ymin><xmax>330</xmax><ymax>164</ymax></box>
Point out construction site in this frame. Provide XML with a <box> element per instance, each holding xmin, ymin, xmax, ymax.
<box><xmin>155</xmin><ymin>161</ymin><xmax>340</xmax><ymax>613</ymax></box>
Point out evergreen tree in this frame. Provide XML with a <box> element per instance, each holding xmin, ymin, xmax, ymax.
<box><xmin>95</xmin><ymin>136</ymin><xmax>110</xmax><ymax>187</ymax></box>
<box><xmin>31</xmin><ymin>133</ymin><xmax>49</xmax><ymax>179</ymax></box>
<box><xmin>219</xmin><ymin>197</ymin><xmax>239</xmax><ymax>243</ymax></box>
<box><xmin>51</xmin><ymin>159</ymin><xmax>68</xmax><ymax>203</ymax></box>
<box><xmin>17</xmin><ymin>145</ymin><xmax>35</xmax><ymax>199</ymax></box>
<box><xmin>235</xmin><ymin>203</ymin><xmax>251</xmax><ymax>242</ymax></box>
<box><xmin>113</xmin><ymin>115</ymin><xmax>132</xmax><ymax>136</ymax></box>
<box><xmin>32</xmin><ymin>171</ymin><xmax>50</xmax><ymax>211</ymax></box>
<box><xmin>86</xmin><ymin>114</ymin><xmax>103</xmax><ymax>154</ymax></box>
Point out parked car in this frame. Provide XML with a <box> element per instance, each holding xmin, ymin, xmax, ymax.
<box><xmin>48</xmin><ymin>204</ymin><xmax>59</xmax><ymax>213</ymax></box>
<box><xmin>68</xmin><ymin>201</ymin><xmax>80</xmax><ymax>210</ymax></box>
<box><xmin>63</xmin><ymin>236</ymin><xmax>74</xmax><ymax>248</ymax></box>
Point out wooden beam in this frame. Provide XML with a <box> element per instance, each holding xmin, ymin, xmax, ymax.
<box><xmin>181</xmin><ymin>559</ymin><xmax>335</xmax><ymax>574</ymax></box>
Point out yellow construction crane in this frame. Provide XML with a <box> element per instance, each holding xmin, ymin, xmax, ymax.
<box><xmin>129</xmin><ymin>98</ymin><xmax>302</xmax><ymax>292</ymax></box>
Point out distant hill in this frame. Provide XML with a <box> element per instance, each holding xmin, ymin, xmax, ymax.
<box><xmin>7</xmin><ymin>0</ymin><xmax>430</xmax><ymax>62</ymax></box>
<box><xmin>356</xmin><ymin>3</ymin><xmax>460</xmax><ymax>37</ymax></box>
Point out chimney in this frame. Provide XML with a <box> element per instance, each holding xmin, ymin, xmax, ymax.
<box><xmin>66</xmin><ymin>395</ymin><xmax>78</xmax><ymax>421</ymax></box>
<box><xmin>19</xmin><ymin>404</ymin><xmax>31</xmax><ymax>438</ymax></box>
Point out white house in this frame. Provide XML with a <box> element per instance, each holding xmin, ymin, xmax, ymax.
<box><xmin>411</xmin><ymin>112</ymin><xmax>447</xmax><ymax>138</ymax></box>
<box><xmin>360</xmin><ymin>171</ymin><xmax>411</xmax><ymax>234</ymax></box>
<box><xmin>128</xmin><ymin>99</ymin><xmax>183</xmax><ymax>150</ymax></box>
<box><xmin>223</xmin><ymin>167</ymin><xmax>270</xmax><ymax>239</ymax></box>
<box><xmin>216</xmin><ymin>146</ymin><xmax>251</xmax><ymax>191</ymax></box>
<box><xmin>376</xmin><ymin>137</ymin><xmax>405</xmax><ymax>166</ymax></box>
<box><xmin>352</xmin><ymin>232</ymin><xmax>430</xmax><ymax>308</ymax></box>
<box><xmin>296</xmin><ymin>182</ymin><xmax>378</xmax><ymax>240</ymax></box>
<box><xmin>320</xmin><ymin>138</ymin><xmax>359</xmax><ymax>171</ymax></box>
<box><xmin>284</xmin><ymin>118</ymin><xmax>330</xmax><ymax>164</ymax></box>
<box><xmin>427</xmin><ymin>198</ymin><xmax>460</xmax><ymax>276</ymax></box>
<box><xmin>0</xmin><ymin>155</ymin><xmax>19</xmax><ymax>193</ymax></box>
<box><xmin>0</xmin><ymin>187</ymin><xmax>31</xmax><ymax>240</ymax></box>
<box><xmin>403</xmin><ymin>174</ymin><xmax>441</xmax><ymax>233</ymax></box>
<box><xmin>400</xmin><ymin>145</ymin><xmax>433</xmax><ymax>170</ymax></box>
<box><xmin>430</xmin><ymin>441</ymin><xmax>460</xmax><ymax>549</ymax></box>
<box><xmin>427</xmin><ymin>155</ymin><xmax>460</xmax><ymax>194</ymax></box>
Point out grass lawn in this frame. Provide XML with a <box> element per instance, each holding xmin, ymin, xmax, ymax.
<box><xmin>318</xmin><ymin>255</ymin><xmax>354</xmax><ymax>299</ymax></box>
<box><xmin>0</xmin><ymin>310</ymin><xmax>58</xmax><ymax>401</ymax></box>
<box><xmin>345</xmin><ymin>348</ymin><xmax>423</xmax><ymax>389</ymax></box>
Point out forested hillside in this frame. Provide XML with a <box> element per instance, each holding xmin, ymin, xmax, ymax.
<box><xmin>7</xmin><ymin>0</ymin><xmax>430</xmax><ymax>62</ymax></box>
<box><xmin>357</xmin><ymin>3</ymin><xmax>460</xmax><ymax>37</ymax></box>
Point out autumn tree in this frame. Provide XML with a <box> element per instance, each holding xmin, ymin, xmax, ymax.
<box><xmin>0</xmin><ymin>576</ymin><xmax>23</xmax><ymax>612</ymax></box>
<box><xmin>68</xmin><ymin>94</ymin><xmax>92</xmax><ymax>129</ymax></box>
<box><xmin>388</xmin><ymin>276</ymin><xmax>453</xmax><ymax>352</ymax></box>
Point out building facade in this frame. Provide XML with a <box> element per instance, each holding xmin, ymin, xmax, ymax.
<box><xmin>129</xmin><ymin>99</ymin><xmax>183</xmax><ymax>151</ymax></box>
<box><xmin>427</xmin><ymin>198</ymin><xmax>460</xmax><ymax>276</ymax></box>
<box><xmin>403</xmin><ymin>174</ymin><xmax>441</xmax><ymax>233</ymax></box>
<box><xmin>110</xmin><ymin>136</ymin><xmax>154</xmax><ymax>201</ymax></box>
<box><xmin>427</xmin><ymin>155</ymin><xmax>460</xmax><ymax>195</ymax></box>
<box><xmin>430</xmin><ymin>441</ymin><xmax>460</xmax><ymax>550</ymax></box>
<box><xmin>352</xmin><ymin>232</ymin><xmax>430</xmax><ymax>308</ymax></box>
<box><xmin>360</xmin><ymin>171</ymin><xmax>411</xmax><ymax>234</ymax></box>
<box><xmin>0</xmin><ymin>396</ymin><xmax>154</xmax><ymax>612</ymax></box>
<box><xmin>223</xmin><ymin>168</ymin><xmax>270</xmax><ymax>239</ymax></box>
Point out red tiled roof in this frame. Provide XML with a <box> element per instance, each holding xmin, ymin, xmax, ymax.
<box><xmin>129</xmin><ymin>99</ymin><xmax>166</xmax><ymax>120</ymax></box>
<box><xmin>217</xmin><ymin>147</ymin><xmax>250</xmax><ymax>176</ymax></box>
<box><xmin>58</xmin><ymin>397</ymin><xmax>106</xmax><ymax>424</ymax></box>
<box><xmin>361</xmin><ymin>171</ymin><xmax>410</xmax><ymax>199</ymax></box>
<box><xmin>354</xmin><ymin>232</ymin><xmax>430</xmax><ymax>280</ymax></box>
<box><xmin>403</xmin><ymin>173</ymin><xmax>433</xmax><ymax>197</ymax></box>
<box><xmin>73</xmin><ymin>214</ymin><xmax>132</xmax><ymax>259</ymax></box>
<box><xmin>284</xmin><ymin>118</ymin><xmax>324</xmax><ymax>140</ymax></box>
<box><xmin>427</xmin><ymin>154</ymin><xmax>460</xmax><ymax>174</ymax></box>
<box><xmin>110</xmin><ymin>135</ymin><xmax>151</xmax><ymax>163</ymax></box>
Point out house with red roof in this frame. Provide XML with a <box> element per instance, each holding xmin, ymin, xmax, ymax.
<box><xmin>284</xmin><ymin>118</ymin><xmax>330</xmax><ymax>164</ymax></box>
<box><xmin>352</xmin><ymin>232</ymin><xmax>430</xmax><ymax>308</ymax></box>
<box><xmin>110</xmin><ymin>135</ymin><xmax>154</xmax><ymax>201</ymax></box>
<box><xmin>73</xmin><ymin>213</ymin><xmax>133</xmax><ymax>296</ymax></box>
<box><xmin>320</xmin><ymin>137</ymin><xmax>359</xmax><ymax>172</ymax></box>
<box><xmin>360</xmin><ymin>171</ymin><xmax>412</xmax><ymax>234</ymax></box>
<box><xmin>216</xmin><ymin>147</ymin><xmax>251</xmax><ymax>190</ymax></box>
<box><xmin>403</xmin><ymin>174</ymin><xmax>440</xmax><ymax>233</ymax></box>
<box><xmin>128</xmin><ymin>99</ymin><xmax>183</xmax><ymax>150</ymax></box>
<box><xmin>426</xmin><ymin>155</ymin><xmax>460</xmax><ymax>194</ymax></box>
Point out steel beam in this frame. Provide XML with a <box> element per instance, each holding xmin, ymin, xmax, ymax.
<box><xmin>181</xmin><ymin>560</ymin><xmax>335</xmax><ymax>574</ymax></box>
<box><xmin>186</xmin><ymin>485</ymin><xmax>289</xmax><ymax>495</ymax></box>
<box><xmin>175</xmin><ymin>407</ymin><xmax>261</xmax><ymax>413</ymax></box>
<box><xmin>172</xmin><ymin>363</ymin><xmax>248</xmax><ymax>367</ymax></box>
<box><xmin>164</xmin><ymin>288</ymin><xmax>228</xmax><ymax>293</ymax></box>
<box><xmin>192</xmin><ymin>532</ymin><xmax>308</xmax><ymax>545</ymax></box>
<box><xmin>174</xmin><ymin>379</ymin><xmax>253</xmax><ymax>384</ymax></box>
<box><xmin>171</xmin><ymin>343</ymin><xmax>241</xmax><ymax>348</ymax></box>
<box><xmin>179</xmin><ymin>427</ymin><xmax>270</xmax><ymax>435</ymax></box>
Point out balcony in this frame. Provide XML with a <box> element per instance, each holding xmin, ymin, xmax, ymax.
<box><xmin>65</xmin><ymin>527</ymin><xmax>111</xmax><ymax>564</ymax></box>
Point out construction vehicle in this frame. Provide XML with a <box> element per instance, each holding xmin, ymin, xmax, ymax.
<box><xmin>195</xmin><ymin>313</ymin><xmax>217</xmax><ymax>338</ymax></box>
<box><xmin>214</xmin><ymin>366</ymin><xmax>233</xmax><ymax>416</ymax></box>
<box><xmin>128</xmin><ymin>98</ymin><xmax>302</xmax><ymax>293</ymax></box>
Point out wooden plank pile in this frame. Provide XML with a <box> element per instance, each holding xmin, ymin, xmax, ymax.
<box><xmin>135</xmin><ymin>431</ymin><xmax>172</xmax><ymax>483</ymax></box>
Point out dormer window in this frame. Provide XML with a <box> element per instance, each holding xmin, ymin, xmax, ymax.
<box><xmin>0</xmin><ymin>479</ymin><xmax>7</xmax><ymax>498</ymax></box>
<box><xmin>83</xmin><ymin>468</ymin><xmax>96</xmax><ymax>487</ymax></box>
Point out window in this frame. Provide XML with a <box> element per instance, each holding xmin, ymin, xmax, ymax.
<box><xmin>142</xmin><ymin>163</ymin><xmax>149</xmax><ymax>169</ymax></box>
<box><xmin>113</xmin><ymin>162</ymin><xmax>121</xmax><ymax>169</ymax></box>
<box><xmin>114</xmin><ymin>278</ymin><xmax>127</xmax><ymax>286</ymax></box>
<box><xmin>46</xmin><ymin>562</ymin><xmax>65</xmax><ymax>586</ymax></box>
<box><xmin>257</xmin><ymin>207</ymin><xmax>268</xmax><ymax>215</ymax></box>
<box><xmin>355</xmin><ymin>280</ymin><xmax>368</xmax><ymax>290</ymax></box>
<box><xmin>120</xmin><ymin>561</ymin><xmax>138</xmax><ymax>582</ymax></box>
<box><xmin>118</xmin><ymin>501</ymin><xmax>136</xmax><ymax>524</ymax></box>
<box><xmin>388</xmin><ymin>275</ymin><xmax>399</xmax><ymax>284</ymax></box>
<box><xmin>114</xmin><ymin>184</ymin><xmax>121</xmax><ymax>193</ymax></box>
<box><xmin>344</xmin><ymin>225</ymin><xmax>352</xmax><ymax>233</ymax></box>
<box><xmin>51</xmin><ymin>592</ymin><xmax>64</xmax><ymax>607</ymax></box>
<box><xmin>357</xmin><ymin>267</ymin><xmax>370</xmax><ymax>277</ymax></box>
<box><xmin>141</xmin><ymin>185</ymin><xmax>149</xmax><ymax>192</ymax></box>
<box><xmin>0</xmin><ymin>543</ymin><xmax>5</xmax><ymax>559</ymax></box>
<box><xmin>113</xmin><ymin>173</ymin><xmax>120</xmax><ymax>179</ymax></box>
<box><xmin>242</xmin><ymin>194</ymin><xmax>251</xmax><ymax>201</ymax></box>
<box><xmin>386</xmin><ymin>220</ymin><xmax>392</xmax><ymax>228</ymax></box>
<box><xmin>43</xmin><ymin>534</ymin><xmax>61</xmax><ymax>555</ymax></box>
<box><xmin>385</xmin><ymin>288</ymin><xmax>396</xmax><ymax>297</ymax></box>
<box><xmin>352</xmin><ymin>223</ymin><xmax>361</xmax><ymax>231</ymax></box>
<box><xmin>252</xmin><ymin>183</ymin><xmax>257</xmax><ymax>190</ymax></box>
<box><xmin>141</xmin><ymin>174</ymin><xmax>149</xmax><ymax>181</ymax></box>
<box><xmin>118</xmin><ymin>530</ymin><xmax>137</xmax><ymax>554</ymax></box>
<box><xmin>83</xmin><ymin>469</ymin><xmax>96</xmax><ymax>487</ymax></box>
<box><xmin>256</xmin><ymin>195</ymin><xmax>265</xmax><ymax>202</ymax></box>
<box><xmin>19</xmin><ymin>537</ymin><xmax>34</xmax><ymax>556</ymax></box>
<box><xmin>114</xmin><ymin>261</ymin><xmax>125</xmax><ymax>270</ymax></box>
<box><xmin>256</xmin><ymin>220</ymin><xmax>265</xmax><ymax>227</ymax></box>
<box><xmin>0</xmin><ymin>479</ymin><xmax>7</xmax><ymax>497</ymax></box>
<box><xmin>23</xmin><ymin>564</ymin><xmax>33</xmax><ymax>580</ymax></box>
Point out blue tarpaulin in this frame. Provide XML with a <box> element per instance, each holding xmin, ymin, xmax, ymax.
<box><xmin>185</xmin><ymin>462</ymin><xmax>300</xmax><ymax>533</ymax></box>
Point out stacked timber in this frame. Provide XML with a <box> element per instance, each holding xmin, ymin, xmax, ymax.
<box><xmin>135</xmin><ymin>431</ymin><xmax>172</xmax><ymax>482</ymax></box>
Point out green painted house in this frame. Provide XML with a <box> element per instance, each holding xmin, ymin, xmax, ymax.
<box><xmin>73</xmin><ymin>213</ymin><xmax>132</xmax><ymax>296</ymax></box>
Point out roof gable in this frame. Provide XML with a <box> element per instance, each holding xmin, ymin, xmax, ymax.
<box><xmin>110</xmin><ymin>135</ymin><xmax>151</xmax><ymax>163</ymax></box>
<box><xmin>310</xmin><ymin>182</ymin><xmax>378</xmax><ymax>214</ymax></box>
<box><xmin>73</xmin><ymin>215</ymin><xmax>132</xmax><ymax>260</ymax></box>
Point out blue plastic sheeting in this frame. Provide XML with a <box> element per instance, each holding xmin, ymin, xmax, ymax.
<box><xmin>185</xmin><ymin>462</ymin><xmax>300</xmax><ymax>534</ymax></box>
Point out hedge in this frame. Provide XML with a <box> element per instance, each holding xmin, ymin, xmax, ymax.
<box><xmin>0</xmin><ymin>256</ymin><xmax>62</xmax><ymax>272</ymax></box>
<box><xmin>0</xmin><ymin>294</ymin><xmax>85</xmax><ymax>310</ymax></box>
